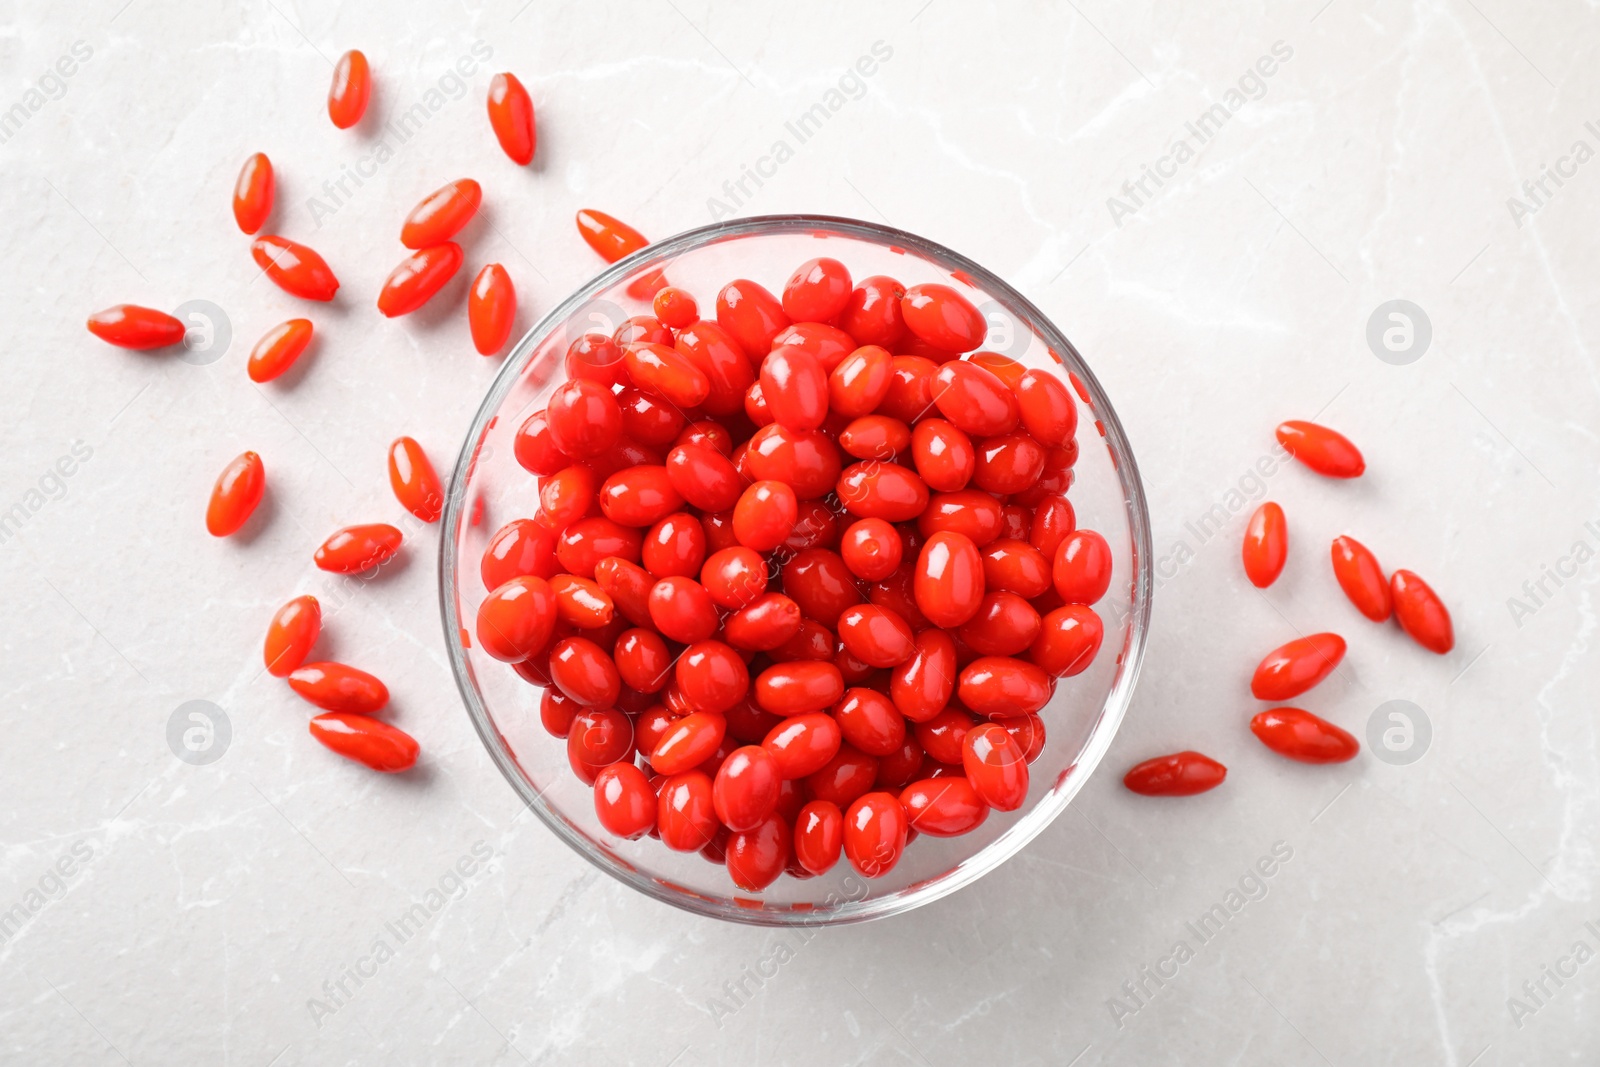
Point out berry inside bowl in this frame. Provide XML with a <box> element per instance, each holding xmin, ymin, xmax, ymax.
<box><xmin>440</xmin><ymin>215</ymin><xmax>1152</xmax><ymax>925</ymax></box>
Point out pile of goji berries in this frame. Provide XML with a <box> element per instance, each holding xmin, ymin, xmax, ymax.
<box><xmin>80</xmin><ymin>44</ymin><xmax>1447</xmax><ymax>895</ymax></box>
<box><xmin>478</xmin><ymin>250</ymin><xmax>1113</xmax><ymax>892</ymax></box>
<box><xmin>84</xmin><ymin>53</ymin><xmax>623</xmax><ymax>776</ymax></box>
<box><xmin>1123</xmin><ymin>420</ymin><xmax>1455</xmax><ymax>796</ymax></box>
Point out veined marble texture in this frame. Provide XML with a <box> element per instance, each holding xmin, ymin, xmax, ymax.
<box><xmin>1</xmin><ymin>1</ymin><xmax>1597</xmax><ymax>1064</ymax></box>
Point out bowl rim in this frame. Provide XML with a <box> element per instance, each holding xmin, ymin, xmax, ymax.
<box><xmin>440</xmin><ymin>213</ymin><xmax>1153</xmax><ymax>927</ymax></box>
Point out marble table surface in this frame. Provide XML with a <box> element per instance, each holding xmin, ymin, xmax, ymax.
<box><xmin>3</xmin><ymin>1</ymin><xmax>1598</xmax><ymax>1064</ymax></box>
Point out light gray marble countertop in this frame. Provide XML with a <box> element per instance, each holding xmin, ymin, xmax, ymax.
<box><xmin>2</xmin><ymin>1</ymin><xmax>1597</xmax><ymax>1064</ymax></box>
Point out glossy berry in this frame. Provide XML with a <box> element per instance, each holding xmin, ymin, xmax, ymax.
<box><xmin>232</xmin><ymin>152</ymin><xmax>274</xmax><ymax>234</ymax></box>
<box><xmin>87</xmin><ymin>304</ymin><xmax>186</xmax><ymax>349</ymax></box>
<box><xmin>1242</xmin><ymin>502</ymin><xmax>1288</xmax><ymax>588</ymax></box>
<box><xmin>315</xmin><ymin>524</ymin><xmax>403</xmax><ymax>573</ymax></box>
<box><xmin>1391</xmin><ymin>569</ymin><xmax>1453</xmax><ymax>654</ymax></box>
<box><xmin>401</xmin><ymin>179</ymin><xmax>480</xmax><ymax>249</ymax></box>
<box><xmin>963</xmin><ymin>724</ymin><xmax>1029</xmax><ymax>810</ymax></box>
<box><xmin>724</xmin><ymin>593</ymin><xmax>803</xmax><ymax>652</ymax></box>
<box><xmin>713</xmin><ymin>745</ymin><xmax>781</xmax><ymax>831</ymax></box>
<box><xmin>643</xmin><ymin>512</ymin><xmax>706</xmax><ymax>578</ymax></box>
<box><xmin>388</xmin><ymin>437</ymin><xmax>443</xmax><ymax>523</ymax></box>
<box><xmin>594</xmin><ymin>763</ymin><xmax>656</xmax><ymax>838</ymax></box>
<box><xmin>932</xmin><ymin>361</ymin><xmax>1018</xmax><ymax>436</ymax></box>
<box><xmin>467</xmin><ymin>264</ymin><xmax>516</xmax><ymax>355</ymax></box>
<box><xmin>550</xmin><ymin>574</ymin><xmax>613</xmax><ymax>628</ymax></box>
<box><xmin>476</xmin><ymin>576</ymin><xmax>556</xmax><ymax>663</ymax></box>
<box><xmin>653</xmin><ymin>286</ymin><xmax>699</xmax><ymax>329</ymax></box>
<box><xmin>910</xmin><ymin>419</ymin><xmax>976</xmax><ymax>492</ymax></box>
<box><xmin>794</xmin><ymin>800</ymin><xmax>844</xmax><ymax>874</ymax></box>
<box><xmin>567</xmin><ymin>708</ymin><xmax>633</xmax><ymax>784</ymax></box>
<box><xmin>700</xmin><ymin>546</ymin><xmax>768</xmax><ymax>609</ymax></box>
<box><xmin>840</xmin><ymin>518</ymin><xmax>903</xmax><ymax>582</ymax></box>
<box><xmin>658</xmin><ymin>771</ymin><xmax>718</xmax><ymax>851</ymax></box>
<box><xmin>624</xmin><ymin>342</ymin><xmax>710</xmax><ymax>408</ymax></box>
<box><xmin>1251</xmin><ymin>633</ymin><xmax>1347</xmax><ymax>700</ymax></box>
<box><xmin>760</xmin><ymin>346</ymin><xmax>829</xmax><ymax>431</ymax></box>
<box><xmin>651</xmin><ymin>712</ymin><xmax>728</xmax><ymax>775</ymax></box>
<box><xmin>901</xmin><ymin>778</ymin><xmax>988</xmax><ymax>837</ymax></box>
<box><xmin>981</xmin><ymin>538</ymin><xmax>1051</xmax><ymax>598</ymax></box>
<box><xmin>1123</xmin><ymin>752</ymin><xmax>1227</xmax><ymax>796</ymax></box>
<box><xmin>782</xmin><ymin>257</ymin><xmax>853</xmax><ymax>322</ymax></box>
<box><xmin>377</xmin><ymin>242</ymin><xmax>463</xmax><ymax>317</ymax></box>
<box><xmin>550</xmin><ymin>636</ymin><xmax>622</xmax><ymax>708</ymax></box>
<box><xmin>289</xmin><ymin>662</ymin><xmax>388</xmax><ymax>714</ymax></box>
<box><xmin>1276</xmin><ymin>420</ymin><xmax>1365</xmax><ymax>478</ymax></box>
<box><xmin>836</xmin><ymin>605</ymin><xmax>915</xmax><ymax>668</ymax></box>
<box><xmin>832</xmin><ymin>688</ymin><xmax>906</xmax><ymax>756</ymax></box>
<box><xmin>727</xmin><ymin>813</ymin><xmax>791</xmax><ymax>891</ymax></box>
<box><xmin>487</xmin><ymin>73</ymin><xmax>537</xmax><ymax>164</ymax></box>
<box><xmin>1330</xmin><ymin>535</ymin><xmax>1391</xmax><ymax>622</ymax></box>
<box><xmin>901</xmin><ymin>284</ymin><xmax>985</xmax><ymax>352</ymax></box>
<box><xmin>915</xmin><ymin>531</ymin><xmax>984</xmax><ymax>628</ymax></box>
<box><xmin>829</xmin><ymin>345</ymin><xmax>894</xmax><ymax>418</ymax></box>
<box><xmin>890</xmin><ymin>629</ymin><xmax>957</xmax><ymax>723</ymax></box>
<box><xmin>843</xmin><ymin>792</ymin><xmax>908</xmax><ymax>877</ymax></box>
<box><xmin>780</xmin><ymin>549</ymin><xmax>862</xmax><ymax>627</ymax></box>
<box><xmin>1031</xmin><ymin>604</ymin><xmax>1103</xmax><ymax>676</ymax></box>
<box><xmin>482</xmin><ymin>520</ymin><xmax>557</xmax><ymax>590</ymax></box>
<box><xmin>1053</xmin><ymin>529</ymin><xmax>1112</xmax><ymax>605</ymax></box>
<box><xmin>513</xmin><ymin>410</ymin><xmax>570</xmax><ymax>475</ymax></box>
<box><xmin>545</xmin><ymin>379</ymin><xmax>623</xmax><ymax>458</ymax></box>
<box><xmin>576</xmin><ymin>208</ymin><xmax>647</xmax><ymax>263</ymax></box>
<box><xmin>756</xmin><ymin>663</ymin><xmax>845</xmax><ymax>718</ymax></box>
<box><xmin>912</xmin><ymin>707</ymin><xmax>976</xmax><ymax>765</ymax></box>
<box><xmin>205</xmin><ymin>451</ymin><xmax>265</xmax><ymax>537</ymax></box>
<box><xmin>837</xmin><ymin>461</ymin><xmax>929</xmax><ymax>522</ymax></box>
<box><xmin>309</xmin><ymin>713</ymin><xmax>418</xmax><ymax>773</ymax></box>
<box><xmin>646</xmin><ymin>575</ymin><xmax>719</xmax><ymax>643</ymax></box>
<box><xmin>839</xmin><ymin>276</ymin><xmax>906</xmax><ymax>348</ymax></box>
<box><xmin>263</xmin><ymin>595</ymin><xmax>320</xmax><ymax>677</ymax></box>
<box><xmin>733</xmin><ymin>481</ymin><xmax>797</xmax><ymax>552</ymax></box>
<box><xmin>958</xmin><ymin>657</ymin><xmax>1053</xmax><ymax>717</ymax></box>
<box><xmin>252</xmin><ymin>236</ymin><xmax>340</xmax><ymax>301</ymax></box>
<box><xmin>1014</xmin><ymin>370</ymin><xmax>1078</xmax><ymax>446</ymax></box>
<box><xmin>713</xmin><ymin>281</ymin><xmax>789</xmax><ymax>360</ymax></box>
<box><xmin>247</xmin><ymin>318</ymin><xmax>314</xmax><ymax>383</ymax></box>
<box><xmin>1251</xmin><ymin>707</ymin><xmax>1360</xmax><ymax>764</ymax></box>
<box><xmin>958</xmin><ymin>592</ymin><xmax>1041</xmax><ymax>656</ymax></box>
<box><xmin>676</xmin><ymin>640</ymin><xmax>749</xmax><ymax>714</ymax></box>
<box><xmin>328</xmin><ymin>50</ymin><xmax>371</xmax><ymax>129</ymax></box>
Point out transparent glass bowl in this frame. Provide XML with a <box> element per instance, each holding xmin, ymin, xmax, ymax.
<box><xmin>440</xmin><ymin>215</ymin><xmax>1152</xmax><ymax>926</ymax></box>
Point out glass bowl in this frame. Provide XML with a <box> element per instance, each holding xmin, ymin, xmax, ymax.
<box><xmin>440</xmin><ymin>215</ymin><xmax>1152</xmax><ymax>926</ymax></box>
